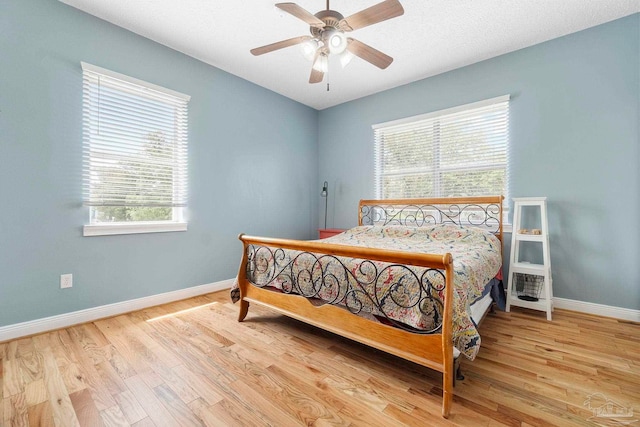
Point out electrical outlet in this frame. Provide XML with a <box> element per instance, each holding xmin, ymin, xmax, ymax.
<box><xmin>60</xmin><ymin>273</ymin><xmax>73</xmax><ymax>289</ymax></box>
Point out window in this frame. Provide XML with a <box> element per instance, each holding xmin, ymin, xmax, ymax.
<box><xmin>81</xmin><ymin>63</ymin><xmax>190</xmax><ymax>236</ymax></box>
<box><xmin>373</xmin><ymin>95</ymin><xmax>510</xmax><ymax>221</ymax></box>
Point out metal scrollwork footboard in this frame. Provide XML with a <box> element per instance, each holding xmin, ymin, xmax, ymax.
<box><xmin>245</xmin><ymin>244</ymin><xmax>446</xmax><ymax>333</ymax></box>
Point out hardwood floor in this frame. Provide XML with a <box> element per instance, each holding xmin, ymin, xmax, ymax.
<box><xmin>1</xmin><ymin>290</ymin><xmax>638</xmax><ymax>426</ymax></box>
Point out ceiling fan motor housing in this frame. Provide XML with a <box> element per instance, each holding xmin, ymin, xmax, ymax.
<box><xmin>311</xmin><ymin>10</ymin><xmax>344</xmax><ymax>37</ymax></box>
<box><xmin>312</xmin><ymin>10</ymin><xmax>348</xmax><ymax>54</ymax></box>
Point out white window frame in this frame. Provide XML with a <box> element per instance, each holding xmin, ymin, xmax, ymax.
<box><xmin>373</xmin><ymin>95</ymin><xmax>511</xmax><ymax>227</ymax></box>
<box><xmin>81</xmin><ymin>62</ymin><xmax>190</xmax><ymax>236</ymax></box>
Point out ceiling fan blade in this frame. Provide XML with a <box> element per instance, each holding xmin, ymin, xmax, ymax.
<box><xmin>276</xmin><ymin>3</ymin><xmax>325</xmax><ymax>28</ymax></box>
<box><xmin>346</xmin><ymin>38</ymin><xmax>393</xmax><ymax>69</ymax></box>
<box><xmin>250</xmin><ymin>36</ymin><xmax>311</xmax><ymax>56</ymax></box>
<box><xmin>309</xmin><ymin>67</ymin><xmax>324</xmax><ymax>84</ymax></box>
<box><xmin>339</xmin><ymin>0</ymin><xmax>404</xmax><ymax>32</ymax></box>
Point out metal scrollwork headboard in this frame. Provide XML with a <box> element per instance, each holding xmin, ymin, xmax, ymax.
<box><xmin>359</xmin><ymin>196</ymin><xmax>504</xmax><ymax>243</ymax></box>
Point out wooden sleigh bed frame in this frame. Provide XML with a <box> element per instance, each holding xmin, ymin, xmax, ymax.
<box><xmin>235</xmin><ymin>196</ymin><xmax>504</xmax><ymax>418</ymax></box>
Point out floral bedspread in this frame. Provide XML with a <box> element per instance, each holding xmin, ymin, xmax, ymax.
<box><xmin>233</xmin><ymin>224</ymin><xmax>502</xmax><ymax>360</ymax></box>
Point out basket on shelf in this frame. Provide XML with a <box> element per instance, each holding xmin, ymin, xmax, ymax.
<box><xmin>515</xmin><ymin>273</ymin><xmax>544</xmax><ymax>301</ymax></box>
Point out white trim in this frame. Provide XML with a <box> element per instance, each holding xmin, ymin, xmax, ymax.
<box><xmin>2</xmin><ymin>282</ymin><xmax>635</xmax><ymax>343</ymax></box>
<box><xmin>553</xmin><ymin>297</ymin><xmax>640</xmax><ymax>323</ymax></box>
<box><xmin>84</xmin><ymin>221</ymin><xmax>188</xmax><ymax>236</ymax></box>
<box><xmin>372</xmin><ymin>94</ymin><xmax>510</xmax><ymax>129</ymax></box>
<box><xmin>80</xmin><ymin>62</ymin><xmax>191</xmax><ymax>101</ymax></box>
<box><xmin>0</xmin><ymin>279</ymin><xmax>234</xmax><ymax>342</ymax></box>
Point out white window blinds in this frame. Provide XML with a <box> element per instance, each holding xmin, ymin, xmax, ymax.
<box><xmin>373</xmin><ymin>95</ymin><xmax>510</xmax><ymax>202</ymax></box>
<box><xmin>82</xmin><ymin>62</ymin><xmax>189</xmax><ymax>210</ymax></box>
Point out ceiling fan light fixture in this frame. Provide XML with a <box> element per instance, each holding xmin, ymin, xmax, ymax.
<box><xmin>312</xmin><ymin>52</ymin><xmax>329</xmax><ymax>73</ymax></box>
<box><xmin>301</xmin><ymin>38</ymin><xmax>319</xmax><ymax>60</ymax></box>
<box><xmin>327</xmin><ymin>31</ymin><xmax>347</xmax><ymax>54</ymax></box>
<box><xmin>340</xmin><ymin>50</ymin><xmax>355</xmax><ymax>68</ymax></box>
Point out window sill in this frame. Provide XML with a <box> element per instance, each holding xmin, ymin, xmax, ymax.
<box><xmin>83</xmin><ymin>222</ymin><xmax>188</xmax><ymax>237</ymax></box>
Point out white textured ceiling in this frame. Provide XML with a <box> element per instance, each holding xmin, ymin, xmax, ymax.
<box><xmin>59</xmin><ymin>0</ymin><xmax>638</xmax><ymax>110</ymax></box>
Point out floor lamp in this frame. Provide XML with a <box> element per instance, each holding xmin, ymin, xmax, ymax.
<box><xmin>321</xmin><ymin>181</ymin><xmax>328</xmax><ymax>229</ymax></box>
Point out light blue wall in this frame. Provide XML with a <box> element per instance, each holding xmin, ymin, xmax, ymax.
<box><xmin>318</xmin><ymin>14</ymin><xmax>639</xmax><ymax>310</ymax></box>
<box><xmin>0</xmin><ymin>0</ymin><xmax>319</xmax><ymax>326</ymax></box>
<box><xmin>1</xmin><ymin>2</ymin><xmax>637</xmax><ymax>328</ymax></box>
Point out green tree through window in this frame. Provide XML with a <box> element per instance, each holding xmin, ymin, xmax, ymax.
<box><xmin>91</xmin><ymin>131</ymin><xmax>174</xmax><ymax>222</ymax></box>
<box><xmin>374</xmin><ymin>96</ymin><xmax>509</xmax><ymax>212</ymax></box>
<box><xmin>82</xmin><ymin>62</ymin><xmax>189</xmax><ymax>229</ymax></box>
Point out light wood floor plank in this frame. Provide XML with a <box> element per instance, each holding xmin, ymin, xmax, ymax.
<box><xmin>152</xmin><ymin>383</ymin><xmax>204</xmax><ymax>427</ymax></box>
<box><xmin>65</xmin><ymin>334</ymin><xmax>118</xmax><ymax>412</ymax></box>
<box><xmin>70</xmin><ymin>388</ymin><xmax>104</xmax><ymax>427</ymax></box>
<box><xmin>130</xmin><ymin>417</ymin><xmax>156</xmax><ymax>427</ymax></box>
<box><xmin>27</xmin><ymin>400</ymin><xmax>56</xmax><ymax>427</ymax></box>
<box><xmin>0</xmin><ymin>291</ymin><xmax>638</xmax><ymax>426</ymax></box>
<box><xmin>94</xmin><ymin>361</ymin><xmax>127</xmax><ymax>396</ymax></box>
<box><xmin>24</xmin><ymin>377</ymin><xmax>48</xmax><ymax>407</ymax></box>
<box><xmin>186</xmin><ymin>397</ymin><xmax>230</xmax><ymax>427</ymax></box>
<box><xmin>205</xmin><ymin>396</ymin><xmax>280</xmax><ymax>426</ymax></box>
<box><xmin>12</xmin><ymin>339</ymin><xmax>36</xmax><ymax>360</ymax></box>
<box><xmin>4</xmin><ymin>392</ymin><xmax>29</xmax><ymax>426</ymax></box>
<box><xmin>148</xmin><ymin>361</ymin><xmax>199</xmax><ymax>405</ymax></box>
<box><xmin>100</xmin><ymin>404</ymin><xmax>131</xmax><ymax>427</ymax></box>
<box><xmin>41</xmin><ymin>346</ymin><xmax>80</xmax><ymax>427</ymax></box>
<box><xmin>114</xmin><ymin>316</ymin><xmax>182</xmax><ymax>369</ymax></box>
<box><xmin>104</xmin><ymin>345</ymin><xmax>137</xmax><ymax>381</ymax></box>
<box><xmin>18</xmin><ymin>351</ymin><xmax>44</xmax><ymax>384</ymax></box>
<box><xmin>94</xmin><ymin>319</ymin><xmax>156</xmax><ymax>380</ymax></box>
<box><xmin>123</xmin><ymin>375</ymin><xmax>178</xmax><ymax>427</ymax></box>
<box><xmin>228</xmin><ymin>378</ymin><xmax>305</xmax><ymax>426</ymax></box>
<box><xmin>113</xmin><ymin>390</ymin><xmax>147</xmax><ymax>425</ymax></box>
<box><xmin>3</xmin><ymin>358</ymin><xmax>25</xmax><ymax>397</ymax></box>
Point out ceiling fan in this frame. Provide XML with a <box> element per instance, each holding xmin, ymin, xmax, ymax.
<box><xmin>251</xmin><ymin>0</ymin><xmax>404</xmax><ymax>84</ymax></box>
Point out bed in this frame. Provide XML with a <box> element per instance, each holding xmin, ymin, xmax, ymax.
<box><xmin>232</xmin><ymin>196</ymin><xmax>504</xmax><ymax>418</ymax></box>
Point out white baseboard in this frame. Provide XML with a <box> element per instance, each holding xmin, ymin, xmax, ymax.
<box><xmin>0</xmin><ymin>279</ymin><xmax>234</xmax><ymax>343</ymax></box>
<box><xmin>554</xmin><ymin>297</ymin><xmax>640</xmax><ymax>323</ymax></box>
<box><xmin>1</xmin><ymin>282</ymin><xmax>637</xmax><ymax>343</ymax></box>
